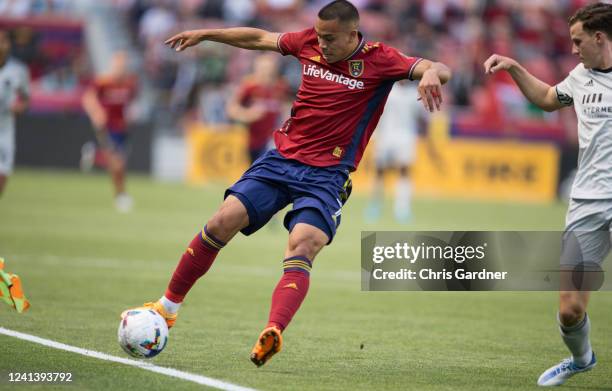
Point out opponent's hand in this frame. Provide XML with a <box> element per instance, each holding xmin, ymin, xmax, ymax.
<box><xmin>483</xmin><ymin>54</ymin><xmax>518</xmax><ymax>74</ymax></box>
<box><xmin>165</xmin><ymin>30</ymin><xmax>203</xmax><ymax>52</ymax></box>
<box><xmin>10</xmin><ymin>99</ymin><xmax>27</xmax><ymax>115</ymax></box>
<box><xmin>417</xmin><ymin>69</ymin><xmax>443</xmax><ymax>112</ymax></box>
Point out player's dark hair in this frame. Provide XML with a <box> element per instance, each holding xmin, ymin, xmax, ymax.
<box><xmin>318</xmin><ymin>0</ymin><xmax>359</xmax><ymax>24</ymax></box>
<box><xmin>569</xmin><ymin>2</ymin><xmax>612</xmax><ymax>38</ymax></box>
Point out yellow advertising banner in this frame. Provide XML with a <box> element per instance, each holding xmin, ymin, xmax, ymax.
<box><xmin>352</xmin><ymin>139</ymin><xmax>560</xmax><ymax>202</ymax></box>
<box><xmin>186</xmin><ymin>123</ymin><xmax>250</xmax><ymax>185</ymax></box>
<box><xmin>187</xmin><ymin>123</ymin><xmax>559</xmax><ymax>202</ymax></box>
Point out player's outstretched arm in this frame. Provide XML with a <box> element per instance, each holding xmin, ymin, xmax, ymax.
<box><xmin>484</xmin><ymin>54</ymin><xmax>564</xmax><ymax>112</ymax></box>
<box><xmin>411</xmin><ymin>60</ymin><xmax>451</xmax><ymax>112</ymax></box>
<box><xmin>165</xmin><ymin>28</ymin><xmax>281</xmax><ymax>53</ymax></box>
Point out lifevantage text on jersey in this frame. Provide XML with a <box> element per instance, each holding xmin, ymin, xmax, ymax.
<box><xmin>302</xmin><ymin>64</ymin><xmax>365</xmax><ymax>90</ymax></box>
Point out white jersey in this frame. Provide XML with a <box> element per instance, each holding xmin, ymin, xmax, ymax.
<box><xmin>374</xmin><ymin>83</ymin><xmax>423</xmax><ymax>167</ymax></box>
<box><xmin>556</xmin><ymin>63</ymin><xmax>612</xmax><ymax>199</ymax></box>
<box><xmin>0</xmin><ymin>58</ymin><xmax>30</xmax><ymax>174</ymax></box>
<box><xmin>0</xmin><ymin>58</ymin><xmax>29</xmax><ymax>138</ymax></box>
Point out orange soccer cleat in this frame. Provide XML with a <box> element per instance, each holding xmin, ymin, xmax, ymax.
<box><xmin>250</xmin><ymin>326</ymin><xmax>283</xmax><ymax>367</ymax></box>
<box><xmin>120</xmin><ymin>301</ymin><xmax>177</xmax><ymax>329</ymax></box>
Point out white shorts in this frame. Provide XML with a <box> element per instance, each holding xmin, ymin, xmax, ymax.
<box><xmin>374</xmin><ymin>133</ymin><xmax>416</xmax><ymax>168</ymax></box>
<box><xmin>561</xmin><ymin>198</ymin><xmax>612</xmax><ymax>266</ymax></box>
<box><xmin>0</xmin><ymin>137</ymin><xmax>14</xmax><ymax>175</ymax></box>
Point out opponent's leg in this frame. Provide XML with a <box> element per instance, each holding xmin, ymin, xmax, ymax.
<box><xmin>538</xmin><ymin>290</ymin><xmax>596</xmax><ymax>386</ymax></box>
<box><xmin>394</xmin><ymin>165</ymin><xmax>412</xmax><ymax>222</ymax></box>
<box><xmin>366</xmin><ymin>167</ymin><xmax>384</xmax><ymax>221</ymax></box>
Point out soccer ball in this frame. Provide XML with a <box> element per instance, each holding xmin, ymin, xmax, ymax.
<box><xmin>118</xmin><ymin>309</ymin><xmax>169</xmax><ymax>358</ymax></box>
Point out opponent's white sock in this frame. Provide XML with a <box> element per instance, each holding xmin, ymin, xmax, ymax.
<box><xmin>559</xmin><ymin>312</ymin><xmax>592</xmax><ymax>367</ymax></box>
<box><xmin>160</xmin><ymin>296</ymin><xmax>181</xmax><ymax>314</ymax></box>
<box><xmin>394</xmin><ymin>178</ymin><xmax>412</xmax><ymax>219</ymax></box>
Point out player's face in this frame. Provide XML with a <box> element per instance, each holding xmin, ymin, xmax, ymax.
<box><xmin>570</xmin><ymin>22</ymin><xmax>605</xmax><ymax>69</ymax></box>
<box><xmin>314</xmin><ymin>18</ymin><xmax>358</xmax><ymax>63</ymax></box>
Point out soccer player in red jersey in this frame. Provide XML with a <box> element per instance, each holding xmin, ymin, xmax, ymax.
<box><xmin>123</xmin><ymin>0</ymin><xmax>450</xmax><ymax>367</ymax></box>
<box><xmin>227</xmin><ymin>53</ymin><xmax>290</xmax><ymax>163</ymax></box>
<box><xmin>82</xmin><ymin>51</ymin><xmax>138</xmax><ymax>212</ymax></box>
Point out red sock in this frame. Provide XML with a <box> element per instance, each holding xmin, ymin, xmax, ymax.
<box><xmin>165</xmin><ymin>226</ymin><xmax>226</xmax><ymax>303</ymax></box>
<box><xmin>267</xmin><ymin>256</ymin><xmax>312</xmax><ymax>331</ymax></box>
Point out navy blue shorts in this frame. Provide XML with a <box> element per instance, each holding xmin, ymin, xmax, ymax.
<box><xmin>107</xmin><ymin>131</ymin><xmax>128</xmax><ymax>155</ymax></box>
<box><xmin>225</xmin><ymin>149</ymin><xmax>350</xmax><ymax>244</ymax></box>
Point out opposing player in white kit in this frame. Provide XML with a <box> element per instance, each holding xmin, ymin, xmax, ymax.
<box><xmin>0</xmin><ymin>30</ymin><xmax>29</xmax><ymax>196</ymax></box>
<box><xmin>366</xmin><ymin>81</ymin><xmax>424</xmax><ymax>222</ymax></box>
<box><xmin>484</xmin><ymin>2</ymin><xmax>611</xmax><ymax>386</ymax></box>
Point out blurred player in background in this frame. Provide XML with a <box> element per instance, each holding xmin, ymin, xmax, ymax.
<box><xmin>0</xmin><ymin>30</ymin><xmax>29</xmax><ymax>197</ymax></box>
<box><xmin>226</xmin><ymin>52</ymin><xmax>289</xmax><ymax>164</ymax></box>
<box><xmin>366</xmin><ymin>81</ymin><xmax>425</xmax><ymax>223</ymax></box>
<box><xmin>484</xmin><ymin>2</ymin><xmax>611</xmax><ymax>386</ymax></box>
<box><xmin>124</xmin><ymin>0</ymin><xmax>450</xmax><ymax>367</ymax></box>
<box><xmin>82</xmin><ymin>51</ymin><xmax>137</xmax><ymax>212</ymax></box>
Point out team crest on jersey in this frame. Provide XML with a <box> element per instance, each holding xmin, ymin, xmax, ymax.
<box><xmin>348</xmin><ymin>60</ymin><xmax>364</xmax><ymax>78</ymax></box>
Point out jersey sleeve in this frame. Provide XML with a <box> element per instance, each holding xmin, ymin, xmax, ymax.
<box><xmin>555</xmin><ymin>67</ymin><xmax>577</xmax><ymax>106</ymax></box>
<box><xmin>376</xmin><ymin>44</ymin><xmax>422</xmax><ymax>81</ymax></box>
<box><xmin>277</xmin><ymin>28</ymin><xmax>314</xmax><ymax>57</ymax></box>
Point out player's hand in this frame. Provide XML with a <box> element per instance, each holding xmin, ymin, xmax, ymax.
<box><xmin>483</xmin><ymin>54</ymin><xmax>518</xmax><ymax>74</ymax></box>
<box><xmin>417</xmin><ymin>69</ymin><xmax>443</xmax><ymax>112</ymax></box>
<box><xmin>10</xmin><ymin>99</ymin><xmax>27</xmax><ymax>115</ymax></box>
<box><xmin>244</xmin><ymin>103</ymin><xmax>266</xmax><ymax>122</ymax></box>
<box><xmin>165</xmin><ymin>30</ymin><xmax>203</xmax><ymax>52</ymax></box>
<box><xmin>92</xmin><ymin>112</ymin><xmax>108</xmax><ymax>130</ymax></box>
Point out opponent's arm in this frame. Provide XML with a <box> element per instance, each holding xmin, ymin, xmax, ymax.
<box><xmin>411</xmin><ymin>59</ymin><xmax>451</xmax><ymax>112</ymax></box>
<box><xmin>483</xmin><ymin>54</ymin><xmax>564</xmax><ymax>112</ymax></box>
<box><xmin>11</xmin><ymin>88</ymin><xmax>29</xmax><ymax>115</ymax></box>
<box><xmin>165</xmin><ymin>28</ymin><xmax>281</xmax><ymax>52</ymax></box>
<box><xmin>11</xmin><ymin>68</ymin><xmax>30</xmax><ymax>115</ymax></box>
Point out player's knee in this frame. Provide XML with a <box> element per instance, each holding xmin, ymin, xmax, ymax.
<box><xmin>206</xmin><ymin>212</ymin><xmax>240</xmax><ymax>242</ymax></box>
<box><xmin>206</xmin><ymin>200</ymin><xmax>249</xmax><ymax>242</ymax></box>
<box><xmin>559</xmin><ymin>293</ymin><xmax>586</xmax><ymax>326</ymax></box>
<box><xmin>288</xmin><ymin>233</ymin><xmax>327</xmax><ymax>260</ymax></box>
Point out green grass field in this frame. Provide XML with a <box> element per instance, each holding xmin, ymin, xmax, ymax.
<box><xmin>0</xmin><ymin>170</ymin><xmax>610</xmax><ymax>390</ymax></box>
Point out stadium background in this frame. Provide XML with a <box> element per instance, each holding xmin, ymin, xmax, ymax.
<box><xmin>1</xmin><ymin>0</ymin><xmax>611</xmax><ymax>390</ymax></box>
<box><xmin>3</xmin><ymin>0</ymin><xmax>591</xmax><ymax>201</ymax></box>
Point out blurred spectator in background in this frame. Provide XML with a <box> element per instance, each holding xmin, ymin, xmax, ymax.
<box><xmin>226</xmin><ymin>53</ymin><xmax>289</xmax><ymax>163</ymax></box>
<box><xmin>108</xmin><ymin>0</ymin><xmax>594</xmax><ymax>136</ymax></box>
<box><xmin>366</xmin><ymin>81</ymin><xmax>427</xmax><ymax>223</ymax></box>
<box><xmin>81</xmin><ymin>51</ymin><xmax>138</xmax><ymax>212</ymax></box>
<box><xmin>0</xmin><ymin>30</ymin><xmax>29</xmax><ymax>196</ymax></box>
<box><xmin>0</xmin><ymin>0</ymin><xmax>601</xmax><ymax>188</ymax></box>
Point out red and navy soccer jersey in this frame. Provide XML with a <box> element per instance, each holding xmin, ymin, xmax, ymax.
<box><xmin>275</xmin><ymin>28</ymin><xmax>421</xmax><ymax>170</ymax></box>
<box><xmin>92</xmin><ymin>75</ymin><xmax>137</xmax><ymax>133</ymax></box>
